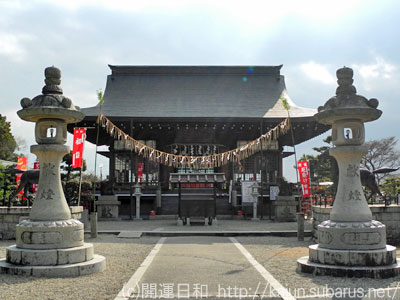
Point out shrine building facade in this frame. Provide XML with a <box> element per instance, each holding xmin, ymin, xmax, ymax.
<box><xmin>71</xmin><ymin>65</ymin><xmax>328</xmax><ymax>217</ymax></box>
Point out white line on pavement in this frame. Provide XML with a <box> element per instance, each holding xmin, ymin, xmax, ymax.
<box><xmin>229</xmin><ymin>237</ymin><xmax>297</xmax><ymax>300</ymax></box>
<box><xmin>114</xmin><ymin>237</ymin><xmax>167</xmax><ymax>300</ymax></box>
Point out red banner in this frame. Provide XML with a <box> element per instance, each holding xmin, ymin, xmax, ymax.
<box><xmin>32</xmin><ymin>161</ymin><xmax>40</xmax><ymax>193</ymax></box>
<box><xmin>297</xmin><ymin>160</ymin><xmax>311</xmax><ymax>197</ymax></box>
<box><xmin>72</xmin><ymin>128</ymin><xmax>86</xmax><ymax>168</ymax></box>
<box><xmin>17</xmin><ymin>157</ymin><xmax>27</xmax><ymax>171</ymax></box>
<box><xmin>16</xmin><ymin>156</ymin><xmax>27</xmax><ymax>200</ymax></box>
<box><xmin>137</xmin><ymin>163</ymin><xmax>143</xmax><ymax>183</ymax></box>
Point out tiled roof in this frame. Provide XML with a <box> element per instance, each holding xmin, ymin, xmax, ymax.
<box><xmin>81</xmin><ymin>65</ymin><xmax>317</xmax><ymax>119</ymax></box>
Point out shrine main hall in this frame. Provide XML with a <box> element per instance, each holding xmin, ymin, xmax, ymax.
<box><xmin>71</xmin><ymin>65</ymin><xmax>328</xmax><ymax>218</ymax></box>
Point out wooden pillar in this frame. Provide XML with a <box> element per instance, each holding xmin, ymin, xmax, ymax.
<box><xmin>129</xmin><ymin>119</ymin><xmax>134</xmax><ymax>220</ymax></box>
<box><xmin>260</xmin><ymin>120</ymin><xmax>265</xmax><ymax>219</ymax></box>
<box><xmin>278</xmin><ymin>151</ymin><xmax>283</xmax><ymax>178</ymax></box>
<box><xmin>109</xmin><ymin>144</ymin><xmax>115</xmax><ymax>188</ymax></box>
<box><xmin>178</xmin><ymin>182</ymin><xmax>181</xmax><ymax>218</ymax></box>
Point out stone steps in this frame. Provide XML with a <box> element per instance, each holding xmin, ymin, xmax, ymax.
<box><xmin>6</xmin><ymin>243</ymin><xmax>94</xmax><ymax>266</ymax></box>
<box><xmin>0</xmin><ymin>254</ymin><xmax>105</xmax><ymax>277</ymax></box>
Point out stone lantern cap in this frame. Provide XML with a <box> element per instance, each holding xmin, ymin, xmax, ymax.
<box><xmin>314</xmin><ymin>67</ymin><xmax>382</xmax><ymax>125</ymax></box>
<box><xmin>17</xmin><ymin>66</ymin><xmax>84</xmax><ymax>123</ymax></box>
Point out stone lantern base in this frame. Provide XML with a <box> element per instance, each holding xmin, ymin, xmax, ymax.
<box><xmin>297</xmin><ymin>251</ymin><xmax>400</xmax><ymax>279</ymax></box>
<box><xmin>297</xmin><ymin>220</ymin><xmax>400</xmax><ymax>278</ymax></box>
<box><xmin>0</xmin><ymin>219</ymin><xmax>105</xmax><ymax>277</ymax></box>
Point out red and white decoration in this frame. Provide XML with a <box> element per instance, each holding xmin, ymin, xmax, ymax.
<box><xmin>297</xmin><ymin>160</ymin><xmax>311</xmax><ymax>197</ymax></box>
<box><xmin>32</xmin><ymin>161</ymin><xmax>40</xmax><ymax>193</ymax></box>
<box><xmin>72</xmin><ymin>128</ymin><xmax>86</xmax><ymax>168</ymax></box>
<box><xmin>16</xmin><ymin>156</ymin><xmax>27</xmax><ymax>200</ymax></box>
<box><xmin>137</xmin><ymin>163</ymin><xmax>144</xmax><ymax>183</ymax></box>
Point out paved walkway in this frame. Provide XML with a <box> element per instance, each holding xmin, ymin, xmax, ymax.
<box><xmin>115</xmin><ymin>236</ymin><xmax>296</xmax><ymax>300</ymax></box>
<box><xmin>107</xmin><ymin>219</ymin><xmax>311</xmax><ymax>299</ymax></box>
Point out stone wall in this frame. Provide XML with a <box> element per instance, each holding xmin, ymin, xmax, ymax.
<box><xmin>0</xmin><ymin>206</ymin><xmax>83</xmax><ymax>240</ymax></box>
<box><xmin>312</xmin><ymin>205</ymin><xmax>400</xmax><ymax>245</ymax></box>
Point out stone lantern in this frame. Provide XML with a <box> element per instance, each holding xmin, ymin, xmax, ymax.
<box><xmin>0</xmin><ymin>67</ymin><xmax>106</xmax><ymax>277</ymax></box>
<box><xmin>250</xmin><ymin>182</ymin><xmax>260</xmax><ymax>221</ymax></box>
<box><xmin>134</xmin><ymin>183</ymin><xmax>142</xmax><ymax>220</ymax></box>
<box><xmin>297</xmin><ymin>67</ymin><xmax>400</xmax><ymax>278</ymax></box>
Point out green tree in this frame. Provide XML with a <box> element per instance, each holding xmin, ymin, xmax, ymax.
<box><xmin>300</xmin><ymin>136</ymin><xmax>336</xmax><ymax>183</ymax></box>
<box><xmin>63</xmin><ymin>180</ymin><xmax>93</xmax><ymax>206</ymax></box>
<box><xmin>0</xmin><ymin>114</ymin><xmax>17</xmax><ymax>161</ymax></box>
<box><xmin>312</xmin><ymin>136</ymin><xmax>338</xmax><ymax>185</ymax></box>
<box><xmin>61</xmin><ymin>151</ymin><xmax>87</xmax><ymax>183</ymax></box>
<box><xmin>299</xmin><ymin>136</ymin><xmax>338</xmax><ymax>194</ymax></box>
<box><xmin>0</xmin><ymin>163</ymin><xmax>17</xmax><ymax>205</ymax></box>
<box><xmin>81</xmin><ymin>172</ymin><xmax>100</xmax><ymax>184</ymax></box>
<box><xmin>380</xmin><ymin>177</ymin><xmax>400</xmax><ymax>196</ymax></box>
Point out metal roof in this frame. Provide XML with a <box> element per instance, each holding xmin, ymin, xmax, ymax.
<box><xmin>81</xmin><ymin>65</ymin><xmax>317</xmax><ymax>119</ymax></box>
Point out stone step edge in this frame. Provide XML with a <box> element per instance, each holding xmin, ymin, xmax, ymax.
<box><xmin>0</xmin><ymin>254</ymin><xmax>106</xmax><ymax>277</ymax></box>
<box><xmin>297</xmin><ymin>256</ymin><xmax>400</xmax><ymax>279</ymax></box>
<box><xmin>308</xmin><ymin>244</ymin><xmax>397</xmax><ymax>267</ymax></box>
<box><xmin>6</xmin><ymin>243</ymin><xmax>94</xmax><ymax>266</ymax></box>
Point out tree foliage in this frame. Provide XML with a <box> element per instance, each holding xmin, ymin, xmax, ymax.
<box><xmin>0</xmin><ymin>114</ymin><xmax>17</xmax><ymax>161</ymax></box>
<box><xmin>380</xmin><ymin>177</ymin><xmax>400</xmax><ymax>196</ymax></box>
<box><xmin>299</xmin><ymin>136</ymin><xmax>337</xmax><ymax>183</ymax></box>
<box><xmin>362</xmin><ymin>136</ymin><xmax>400</xmax><ymax>184</ymax></box>
<box><xmin>64</xmin><ymin>179</ymin><xmax>93</xmax><ymax>206</ymax></box>
<box><xmin>300</xmin><ymin>136</ymin><xmax>400</xmax><ymax>197</ymax></box>
<box><xmin>0</xmin><ymin>163</ymin><xmax>17</xmax><ymax>204</ymax></box>
<box><xmin>61</xmin><ymin>151</ymin><xmax>87</xmax><ymax>183</ymax></box>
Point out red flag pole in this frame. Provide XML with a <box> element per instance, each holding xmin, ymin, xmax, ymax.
<box><xmin>77</xmin><ymin>167</ymin><xmax>83</xmax><ymax>206</ymax></box>
<box><xmin>72</xmin><ymin>128</ymin><xmax>86</xmax><ymax>206</ymax></box>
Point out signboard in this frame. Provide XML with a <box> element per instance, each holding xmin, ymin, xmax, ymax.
<box><xmin>297</xmin><ymin>160</ymin><xmax>311</xmax><ymax>197</ymax></box>
<box><xmin>171</xmin><ymin>144</ymin><xmax>219</xmax><ymax>156</ymax></box>
<box><xmin>270</xmin><ymin>186</ymin><xmax>280</xmax><ymax>200</ymax></box>
<box><xmin>241</xmin><ymin>181</ymin><xmax>257</xmax><ymax>203</ymax></box>
<box><xmin>16</xmin><ymin>156</ymin><xmax>27</xmax><ymax>200</ymax></box>
<box><xmin>72</xmin><ymin>128</ymin><xmax>86</xmax><ymax>168</ymax></box>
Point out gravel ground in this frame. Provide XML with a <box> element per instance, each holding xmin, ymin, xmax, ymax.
<box><xmin>237</xmin><ymin>236</ymin><xmax>400</xmax><ymax>298</ymax></box>
<box><xmin>4</xmin><ymin>226</ymin><xmax>396</xmax><ymax>299</ymax></box>
<box><xmin>0</xmin><ymin>235</ymin><xmax>159</xmax><ymax>300</ymax></box>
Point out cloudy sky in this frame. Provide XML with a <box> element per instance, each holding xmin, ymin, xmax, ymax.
<box><xmin>1</xmin><ymin>0</ymin><xmax>399</xmax><ymax>182</ymax></box>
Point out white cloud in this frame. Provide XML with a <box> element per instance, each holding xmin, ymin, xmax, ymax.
<box><xmin>39</xmin><ymin>0</ymin><xmax>194</xmax><ymax>12</ymax></box>
<box><xmin>352</xmin><ymin>57</ymin><xmax>398</xmax><ymax>92</ymax></box>
<box><xmin>354</xmin><ymin>57</ymin><xmax>396</xmax><ymax>80</ymax></box>
<box><xmin>37</xmin><ymin>0</ymin><xmax>366</xmax><ymax>32</ymax></box>
<box><xmin>0</xmin><ymin>32</ymin><xmax>36</xmax><ymax>62</ymax></box>
<box><xmin>300</xmin><ymin>61</ymin><xmax>336</xmax><ymax>85</ymax></box>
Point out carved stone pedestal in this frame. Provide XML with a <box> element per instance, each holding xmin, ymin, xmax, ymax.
<box><xmin>273</xmin><ymin>196</ymin><xmax>297</xmax><ymax>222</ymax></box>
<box><xmin>298</xmin><ymin>220</ymin><xmax>400</xmax><ymax>278</ymax></box>
<box><xmin>96</xmin><ymin>195</ymin><xmax>121</xmax><ymax>221</ymax></box>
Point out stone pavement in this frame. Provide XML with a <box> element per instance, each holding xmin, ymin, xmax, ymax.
<box><xmin>115</xmin><ymin>236</ymin><xmax>295</xmax><ymax>300</ymax></box>
<box><xmin>137</xmin><ymin>236</ymin><xmax>269</xmax><ymax>298</ymax></box>
<box><xmin>102</xmin><ymin>219</ymin><xmax>312</xmax><ymax>299</ymax></box>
